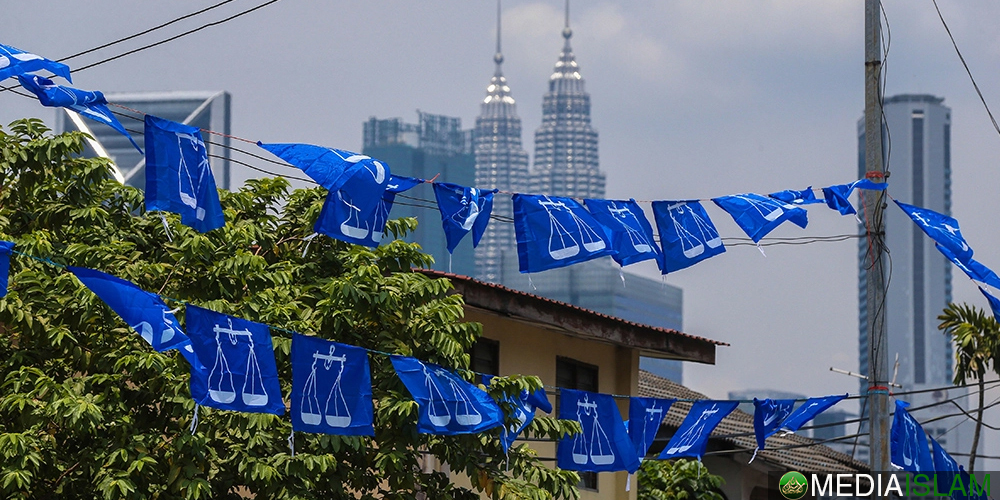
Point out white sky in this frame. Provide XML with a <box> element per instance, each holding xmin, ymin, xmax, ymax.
<box><xmin>3</xmin><ymin>0</ymin><xmax>1000</xmax><ymax>460</ymax></box>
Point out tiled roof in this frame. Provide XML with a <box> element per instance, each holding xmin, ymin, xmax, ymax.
<box><xmin>638</xmin><ymin>370</ymin><xmax>869</xmax><ymax>473</ymax></box>
<box><xmin>414</xmin><ymin>268</ymin><xmax>728</xmax><ymax>348</ymax></box>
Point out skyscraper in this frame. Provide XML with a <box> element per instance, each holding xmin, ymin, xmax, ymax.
<box><xmin>473</xmin><ymin>1</ymin><xmax>530</xmax><ymax>283</ymax></box>
<box><xmin>57</xmin><ymin>91</ymin><xmax>232</xmax><ymax>190</ymax></box>
<box><xmin>857</xmin><ymin>94</ymin><xmax>976</xmax><ymax>462</ymax></box>
<box><xmin>528</xmin><ymin>1</ymin><xmax>604</xmax><ymax>199</ymax></box>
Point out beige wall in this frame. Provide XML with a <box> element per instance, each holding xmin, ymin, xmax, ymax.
<box><xmin>446</xmin><ymin>309</ymin><xmax>640</xmax><ymax>500</ymax></box>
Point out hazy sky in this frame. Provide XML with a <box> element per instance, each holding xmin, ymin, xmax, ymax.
<box><xmin>4</xmin><ymin>0</ymin><xmax>1000</xmax><ymax>447</ymax></box>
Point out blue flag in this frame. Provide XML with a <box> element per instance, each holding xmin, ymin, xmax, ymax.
<box><xmin>821</xmin><ymin>183</ymin><xmax>858</xmax><ymax>216</ymax></box>
<box><xmin>557</xmin><ymin>389</ymin><xmax>639</xmax><ymax>473</ymax></box>
<box><xmin>938</xmin><ymin>244</ymin><xmax>1000</xmax><ymax>290</ymax></box>
<box><xmin>778</xmin><ymin>394</ymin><xmax>846</xmax><ymax>434</ymax></box>
<box><xmin>978</xmin><ymin>287</ymin><xmax>1000</xmax><ymax>321</ymax></box>
<box><xmin>483</xmin><ymin>375</ymin><xmax>552</xmax><ymax>453</ymax></box>
<box><xmin>0</xmin><ymin>43</ymin><xmax>72</xmax><ymax>82</ymax></box>
<box><xmin>17</xmin><ymin>74</ymin><xmax>141</xmax><ymax>153</ymax></box>
<box><xmin>258</xmin><ymin>143</ymin><xmax>390</xmax><ymax>217</ymax></box>
<box><xmin>315</xmin><ymin>174</ymin><xmax>423</xmax><ymax>247</ymax></box>
<box><xmin>651</xmin><ymin>200</ymin><xmax>726</xmax><ymax>273</ymax></box>
<box><xmin>390</xmin><ymin>355</ymin><xmax>502</xmax><ymax>435</ymax></box>
<box><xmin>658</xmin><ymin>400</ymin><xmax>737</xmax><ymax>460</ymax></box>
<box><xmin>290</xmin><ymin>333</ymin><xmax>373</xmax><ymax>436</ymax></box>
<box><xmin>628</xmin><ymin>397</ymin><xmax>673</xmax><ymax>460</ymax></box>
<box><xmin>144</xmin><ymin>115</ymin><xmax>224</xmax><ymax>233</ymax></box>
<box><xmin>584</xmin><ymin>199</ymin><xmax>661</xmax><ymax>267</ymax></box>
<box><xmin>186</xmin><ymin>305</ymin><xmax>284</xmax><ymax>415</ymax></box>
<box><xmin>753</xmin><ymin>398</ymin><xmax>795</xmax><ymax>450</ymax></box>
<box><xmin>930</xmin><ymin>436</ymin><xmax>960</xmax><ymax>497</ymax></box>
<box><xmin>512</xmin><ymin>194</ymin><xmax>613</xmax><ymax>273</ymax></box>
<box><xmin>958</xmin><ymin>466</ymin><xmax>989</xmax><ymax>500</ymax></box>
<box><xmin>768</xmin><ymin>187</ymin><xmax>823</xmax><ymax>205</ymax></box>
<box><xmin>0</xmin><ymin>241</ymin><xmax>12</xmax><ymax>298</ymax></box>
<box><xmin>433</xmin><ymin>183</ymin><xmax>495</xmax><ymax>253</ymax></box>
<box><xmin>890</xmin><ymin>399</ymin><xmax>933</xmax><ymax>473</ymax></box>
<box><xmin>895</xmin><ymin>200</ymin><xmax>973</xmax><ymax>264</ymax></box>
<box><xmin>713</xmin><ymin>193</ymin><xmax>808</xmax><ymax>243</ymax></box>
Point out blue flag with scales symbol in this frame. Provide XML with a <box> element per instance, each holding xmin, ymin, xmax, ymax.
<box><xmin>557</xmin><ymin>389</ymin><xmax>640</xmax><ymax>473</ymax></box>
<box><xmin>930</xmin><ymin>436</ymin><xmax>962</xmax><ymax>498</ymax></box>
<box><xmin>650</xmin><ymin>200</ymin><xmax>726</xmax><ymax>273</ymax></box>
<box><xmin>778</xmin><ymin>394</ymin><xmax>846</xmax><ymax>434</ymax></box>
<box><xmin>584</xmin><ymin>199</ymin><xmax>661</xmax><ymax>267</ymax></box>
<box><xmin>433</xmin><ymin>183</ymin><xmax>495</xmax><ymax>253</ymax></box>
<box><xmin>186</xmin><ymin>305</ymin><xmax>284</xmax><ymax>415</ymax></box>
<box><xmin>0</xmin><ymin>43</ymin><xmax>72</xmax><ymax>82</ymax></box>
<box><xmin>144</xmin><ymin>115</ymin><xmax>225</xmax><ymax>233</ymax></box>
<box><xmin>17</xmin><ymin>74</ymin><xmax>141</xmax><ymax>153</ymax></box>
<box><xmin>290</xmin><ymin>333</ymin><xmax>373</xmax><ymax>436</ymax></box>
<box><xmin>752</xmin><ymin>398</ymin><xmax>795</xmax><ymax>451</ymax></box>
<box><xmin>713</xmin><ymin>193</ymin><xmax>808</xmax><ymax>243</ymax></box>
<box><xmin>258</xmin><ymin>143</ymin><xmax>390</xmax><ymax>218</ymax></box>
<box><xmin>483</xmin><ymin>375</ymin><xmax>552</xmax><ymax>454</ymax></box>
<box><xmin>628</xmin><ymin>397</ymin><xmax>673</xmax><ymax>460</ymax></box>
<box><xmin>938</xmin><ymin>244</ymin><xmax>1000</xmax><ymax>291</ymax></box>
<box><xmin>657</xmin><ymin>400</ymin><xmax>738</xmax><ymax>460</ymax></box>
<box><xmin>821</xmin><ymin>178</ymin><xmax>887</xmax><ymax>216</ymax></box>
<box><xmin>314</xmin><ymin>174</ymin><xmax>423</xmax><ymax>247</ymax></box>
<box><xmin>890</xmin><ymin>399</ymin><xmax>933</xmax><ymax>473</ymax></box>
<box><xmin>390</xmin><ymin>355</ymin><xmax>502</xmax><ymax>435</ymax></box>
<box><xmin>895</xmin><ymin>200</ymin><xmax>973</xmax><ymax>264</ymax></box>
<box><xmin>512</xmin><ymin>194</ymin><xmax>613</xmax><ymax>273</ymax></box>
<box><xmin>68</xmin><ymin>266</ymin><xmax>204</xmax><ymax>374</ymax></box>
<box><xmin>0</xmin><ymin>241</ymin><xmax>12</xmax><ymax>298</ymax></box>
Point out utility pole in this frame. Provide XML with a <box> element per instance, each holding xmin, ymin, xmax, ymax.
<box><xmin>863</xmin><ymin>0</ymin><xmax>890</xmax><ymax>478</ymax></box>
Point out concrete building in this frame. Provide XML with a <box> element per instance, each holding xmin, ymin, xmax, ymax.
<box><xmin>857</xmin><ymin>94</ymin><xmax>977</xmax><ymax>464</ymax></box>
<box><xmin>57</xmin><ymin>90</ymin><xmax>232</xmax><ymax>190</ymax></box>
<box><xmin>361</xmin><ymin>113</ymin><xmax>476</xmax><ymax>275</ymax></box>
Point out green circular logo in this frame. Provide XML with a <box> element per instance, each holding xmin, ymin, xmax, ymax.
<box><xmin>779</xmin><ymin>471</ymin><xmax>808</xmax><ymax>500</ymax></box>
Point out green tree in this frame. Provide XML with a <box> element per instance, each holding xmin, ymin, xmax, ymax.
<box><xmin>0</xmin><ymin>119</ymin><xmax>580</xmax><ymax>499</ymax></box>
<box><xmin>938</xmin><ymin>302</ymin><xmax>1000</xmax><ymax>472</ymax></box>
<box><xmin>637</xmin><ymin>459</ymin><xmax>724</xmax><ymax>500</ymax></box>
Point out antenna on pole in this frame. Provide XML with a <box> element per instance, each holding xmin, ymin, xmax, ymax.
<box><xmin>494</xmin><ymin>0</ymin><xmax>504</xmax><ymax>70</ymax></box>
<box><xmin>562</xmin><ymin>0</ymin><xmax>572</xmax><ymax>44</ymax></box>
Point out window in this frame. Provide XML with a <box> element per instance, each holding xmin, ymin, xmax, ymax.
<box><xmin>470</xmin><ymin>338</ymin><xmax>499</xmax><ymax>384</ymax></box>
<box><xmin>556</xmin><ymin>357</ymin><xmax>599</xmax><ymax>490</ymax></box>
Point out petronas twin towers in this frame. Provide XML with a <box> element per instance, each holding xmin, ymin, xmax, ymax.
<box><xmin>474</xmin><ymin>1</ymin><xmax>605</xmax><ymax>282</ymax></box>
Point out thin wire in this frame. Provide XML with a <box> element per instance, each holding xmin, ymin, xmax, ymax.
<box><xmin>931</xmin><ymin>0</ymin><xmax>1000</xmax><ymax>137</ymax></box>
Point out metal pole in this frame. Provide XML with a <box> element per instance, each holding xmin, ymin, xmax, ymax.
<box><xmin>863</xmin><ymin>0</ymin><xmax>890</xmax><ymax>479</ymax></box>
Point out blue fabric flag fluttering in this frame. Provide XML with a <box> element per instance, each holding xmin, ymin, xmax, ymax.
<box><xmin>584</xmin><ymin>199</ymin><xmax>661</xmax><ymax>267</ymax></box>
<box><xmin>144</xmin><ymin>115</ymin><xmax>224</xmax><ymax>233</ymax></box>
<box><xmin>513</xmin><ymin>194</ymin><xmax>613</xmax><ymax>273</ymax></box>
<box><xmin>753</xmin><ymin>398</ymin><xmax>794</xmax><ymax>451</ymax></box>
<box><xmin>658</xmin><ymin>400</ymin><xmax>738</xmax><ymax>460</ymax></box>
<box><xmin>650</xmin><ymin>200</ymin><xmax>726</xmax><ymax>274</ymax></box>
<box><xmin>433</xmin><ymin>183</ymin><xmax>495</xmax><ymax>253</ymax></box>
<box><xmin>768</xmin><ymin>187</ymin><xmax>823</xmax><ymax>205</ymax></box>
<box><xmin>938</xmin><ymin>244</ymin><xmax>1000</xmax><ymax>290</ymax></box>
<box><xmin>258</xmin><ymin>143</ymin><xmax>390</xmax><ymax>217</ymax></box>
<box><xmin>890</xmin><ymin>399</ymin><xmax>933</xmax><ymax>473</ymax></box>
<box><xmin>68</xmin><ymin>266</ymin><xmax>205</xmax><ymax>374</ymax></box>
<box><xmin>895</xmin><ymin>200</ymin><xmax>973</xmax><ymax>264</ymax></box>
<box><xmin>557</xmin><ymin>389</ymin><xmax>640</xmax><ymax>473</ymax></box>
<box><xmin>821</xmin><ymin>178</ymin><xmax>888</xmax><ymax>216</ymax></box>
<box><xmin>483</xmin><ymin>375</ymin><xmax>552</xmax><ymax>454</ymax></box>
<box><xmin>0</xmin><ymin>43</ymin><xmax>72</xmax><ymax>82</ymax></box>
<box><xmin>0</xmin><ymin>241</ymin><xmax>12</xmax><ymax>299</ymax></box>
<box><xmin>186</xmin><ymin>305</ymin><xmax>284</xmax><ymax>415</ymax></box>
<box><xmin>314</xmin><ymin>174</ymin><xmax>423</xmax><ymax>247</ymax></box>
<box><xmin>17</xmin><ymin>74</ymin><xmax>141</xmax><ymax>153</ymax></box>
<box><xmin>978</xmin><ymin>287</ymin><xmax>1000</xmax><ymax>321</ymax></box>
<box><xmin>390</xmin><ymin>355</ymin><xmax>502</xmax><ymax>435</ymax></box>
<box><xmin>290</xmin><ymin>333</ymin><xmax>373</xmax><ymax>436</ymax></box>
<box><xmin>628</xmin><ymin>397</ymin><xmax>673</xmax><ymax>460</ymax></box>
<box><xmin>778</xmin><ymin>394</ymin><xmax>846</xmax><ymax>434</ymax></box>
<box><xmin>712</xmin><ymin>193</ymin><xmax>808</xmax><ymax>243</ymax></box>
<box><xmin>930</xmin><ymin>436</ymin><xmax>960</xmax><ymax>498</ymax></box>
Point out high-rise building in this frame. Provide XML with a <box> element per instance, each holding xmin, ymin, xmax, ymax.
<box><xmin>473</xmin><ymin>1</ymin><xmax>530</xmax><ymax>283</ymax></box>
<box><xmin>362</xmin><ymin>112</ymin><xmax>476</xmax><ymax>275</ymax></box>
<box><xmin>857</xmin><ymin>94</ymin><xmax>977</xmax><ymax>463</ymax></box>
<box><xmin>57</xmin><ymin>91</ymin><xmax>232</xmax><ymax>190</ymax></box>
<box><xmin>528</xmin><ymin>2</ymin><xmax>604</xmax><ymax>199</ymax></box>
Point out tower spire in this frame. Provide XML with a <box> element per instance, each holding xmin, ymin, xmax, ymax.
<box><xmin>562</xmin><ymin>0</ymin><xmax>572</xmax><ymax>48</ymax></box>
<box><xmin>494</xmin><ymin>0</ymin><xmax>504</xmax><ymax>75</ymax></box>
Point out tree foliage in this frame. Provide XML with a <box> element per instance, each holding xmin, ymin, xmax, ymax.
<box><xmin>636</xmin><ymin>459</ymin><xmax>724</xmax><ymax>500</ymax></box>
<box><xmin>938</xmin><ymin>302</ymin><xmax>1000</xmax><ymax>472</ymax></box>
<box><xmin>0</xmin><ymin>120</ymin><xmax>581</xmax><ymax>499</ymax></box>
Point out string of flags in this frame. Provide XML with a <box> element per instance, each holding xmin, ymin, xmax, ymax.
<box><xmin>0</xmin><ymin>41</ymin><xmax>989</xmax><ymax>476</ymax></box>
